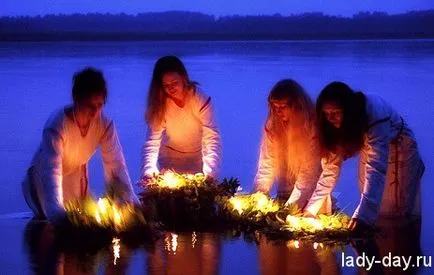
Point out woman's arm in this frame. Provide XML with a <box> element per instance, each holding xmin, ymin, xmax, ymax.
<box><xmin>198</xmin><ymin>96</ymin><xmax>221</xmax><ymax>178</ymax></box>
<box><xmin>141</xmin><ymin>125</ymin><xmax>164</xmax><ymax>178</ymax></box>
<box><xmin>253</xmin><ymin>129</ymin><xmax>275</xmax><ymax>194</ymax></box>
<box><xmin>304</xmin><ymin>152</ymin><xmax>343</xmax><ymax>216</ymax></box>
<box><xmin>100</xmin><ymin>121</ymin><xmax>138</xmax><ymax>203</ymax></box>
<box><xmin>352</xmin><ymin>122</ymin><xmax>390</xmax><ymax>226</ymax></box>
<box><xmin>39</xmin><ymin>128</ymin><xmax>66</xmax><ymax>223</ymax></box>
<box><xmin>286</xmin><ymin>143</ymin><xmax>321</xmax><ymax>208</ymax></box>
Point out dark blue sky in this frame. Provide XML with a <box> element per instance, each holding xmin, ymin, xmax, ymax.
<box><xmin>2</xmin><ymin>0</ymin><xmax>434</xmax><ymax>16</ymax></box>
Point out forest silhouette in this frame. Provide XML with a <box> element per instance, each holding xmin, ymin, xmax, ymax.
<box><xmin>1</xmin><ymin>10</ymin><xmax>433</xmax><ymax>40</ymax></box>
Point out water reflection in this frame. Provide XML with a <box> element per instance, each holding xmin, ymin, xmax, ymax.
<box><xmin>23</xmin><ymin>220</ymin><xmax>134</xmax><ymax>275</ymax></box>
<box><xmin>22</xmin><ymin>217</ymin><xmax>423</xmax><ymax>275</ymax></box>
<box><xmin>147</xmin><ymin>232</ymin><xmax>221</xmax><ymax>275</ymax></box>
<box><xmin>258</xmin><ymin>237</ymin><xmax>340</xmax><ymax>275</ymax></box>
<box><xmin>351</xmin><ymin>218</ymin><xmax>422</xmax><ymax>275</ymax></box>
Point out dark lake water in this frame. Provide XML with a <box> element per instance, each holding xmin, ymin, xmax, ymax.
<box><xmin>0</xmin><ymin>40</ymin><xmax>433</xmax><ymax>274</ymax></box>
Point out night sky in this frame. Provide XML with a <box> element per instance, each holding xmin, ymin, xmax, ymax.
<box><xmin>2</xmin><ymin>0</ymin><xmax>434</xmax><ymax>16</ymax></box>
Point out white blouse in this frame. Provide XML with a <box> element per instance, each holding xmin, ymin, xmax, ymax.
<box><xmin>27</xmin><ymin>107</ymin><xmax>137</xmax><ymax>222</ymax></box>
<box><xmin>141</xmin><ymin>89</ymin><xmax>221</xmax><ymax>178</ymax></box>
<box><xmin>305</xmin><ymin>94</ymin><xmax>406</xmax><ymax>225</ymax></box>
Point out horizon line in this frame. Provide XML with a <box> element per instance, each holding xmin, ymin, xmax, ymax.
<box><xmin>1</xmin><ymin>8</ymin><xmax>433</xmax><ymax>19</ymax></box>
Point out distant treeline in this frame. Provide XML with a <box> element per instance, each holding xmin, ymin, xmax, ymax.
<box><xmin>1</xmin><ymin>10</ymin><xmax>434</xmax><ymax>41</ymax></box>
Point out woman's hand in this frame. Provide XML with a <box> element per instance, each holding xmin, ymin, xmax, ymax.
<box><xmin>140</xmin><ymin>171</ymin><xmax>159</xmax><ymax>185</ymax></box>
<box><xmin>302</xmin><ymin>211</ymin><xmax>316</xmax><ymax>219</ymax></box>
<box><xmin>348</xmin><ymin>218</ymin><xmax>374</xmax><ymax>234</ymax></box>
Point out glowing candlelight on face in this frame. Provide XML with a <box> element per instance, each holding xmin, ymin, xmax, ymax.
<box><xmin>112</xmin><ymin>238</ymin><xmax>121</xmax><ymax>265</ymax></box>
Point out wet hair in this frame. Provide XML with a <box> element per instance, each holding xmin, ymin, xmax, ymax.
<box><xmin>72</xmin><ymin>67</ymin><xmax>107</xmax><ymax>105</ymax></box>
<box><xmin>145</xmin><ymin>55</ymin><xmax>196</xmax><ymax>128</ymax></box>
<box><xmin>316</xmin><ymin>81</ymin><xmax>368</xmax><ymax>157</ymax></box>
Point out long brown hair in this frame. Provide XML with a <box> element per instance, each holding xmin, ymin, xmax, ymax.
<box><xmin>316</xmin><ymin>81</ymin><xmax>368</xmax><ymax>158</ymax></box>
<box><xmin>145</xmin><ymin>55</ymin><xmax>196</xmax><ymax>128</ymax></box>
<box><xmin>266</xmin><ymin>79</ymin><xmax>318</xmax><ymax>182</ymax></box>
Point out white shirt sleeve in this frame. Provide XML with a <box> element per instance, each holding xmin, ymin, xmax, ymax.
<box><xmin>38</xmin><ymin>128</ymin><xmax>66</xmax><ymax>222</ymax></box>
<box><xmin>352</xmin><ymin>122</ymin><xmax>390</xmax><ymax>225</ymax></box>
<box><xmin>304</xmin><ymin>152</ymin><xmax>343</xmax><ymax>215</ymax></box>
<box><xmin>100</xmin><ymin>121</ymin><xmax>138</xmax><ymax>203</ymax></box>
<box><xmin>197</xmin><ymin>96</ymin><xmax>221</xmax><ymax>178</ymax></box>
<box><xmin>286</xmin><ymin>136</ymin><xmax>321</xmax><ymax>208</ymax></box>
<box><xmin>141</xmin><ymin>125</ymin><xmax>164</xmax><ymax>178</ymax></box>
<box><xmin>253</xmin><ymin>129</ymin><xmax>275</xmax><ymax>194</ymax></box>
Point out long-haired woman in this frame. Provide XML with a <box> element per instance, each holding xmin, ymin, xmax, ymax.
<box><xmin>253</xmin><ymin>79</ymin><xmax>327</xmax><ymax>211</ymax></box>
<box><xmin>304</xmin><ymin>81</ymin><xmax>424</xmax><ymax>232</ymax></box>
<box><xmin>141</xmin><ymin>56</ymin><xmax>221</xmax><ymax>179</ymax></box>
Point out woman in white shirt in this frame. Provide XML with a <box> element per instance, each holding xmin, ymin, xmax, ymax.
<box><xmin>22</xmin><ymin>68</ymin><xmax>138</xmax><ymax>225</ymax></box>
<box><xmin>253</xmin><ymin>79</ymin><xmax>325</xmax><ymax>210</ymax></box>
<box><xmin>141</xmin><ymin>56</ymin><xmax>221</xmax><ymax>179</ymax></box>
<box><xmin>304</xmin><ymin>81</ymin><xmax>424</xmax><ymax>232</ymax></box>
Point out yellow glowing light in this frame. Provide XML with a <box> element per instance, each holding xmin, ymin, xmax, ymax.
<box><xmin>112</xmin><ymin>205</ymin><xmax>122</xmax><ymax>226</ymax></box>
<box><xmin>313</xmin><ymin>242</ymin><xmax>319</xmax><ymax>250</ymax></box>
<box><xmin>147</xmin><ymin>171</ymin><xmax>207</xmax><ymax>189</ymax></box>
<box><xmin>286</xmin><ymin>215</ymin><xmax>301</xmax><ymax>230</ymax></box>
<box><xmin>164</xmin><ymin>235</ymin><xmax>171</xmax><ymax>252</ymax></box>
<box><xmin>229</xmin><ymin>197</ymin><xmax>246</xmax><ymax>215</ymax></box>
<box><xmin>163</xmin><ymin>171</ymin><xmax>179</xmax><ymax>188</ymax></box>
<box><xmin>285</xmin><ymin>215</ymin><xmax>328</xmax><ymax>232</ymax></box>
<box><xmin>112</xmin><ymin>238</ymin><xmax>120</xmax><ymax>266</ymax></box>
<box><xmin>255</xmin><ymin>193</ymin><xmax>268</xmax><ymax>209</ymax></box>
<box><xmin>65</xmin><ymin>196</ymin><xmax>143</xmax><ymax>232</ymax></box>
<box><xmin>98</xmin><ymin>198</ymin><xmax>109</xmax><ymax>215</ymax></box>
<box><xmin>95</xmin><ymin>210</ymin><xmax>102</xmax><ymax>224</ymax></box>
<box><xmin>284</xmin><ymin>213</ymin><xmax>351</xmax><ymax>234</ymax></box>
<box><xmin>304</xmin><ymin>217</ymin><xmax>323</xmax><ymax>230</ymax></box>
<box><xmin>171</xmin><ymin>233</ymin><xmax>178</xmax><ymax>254</ymax></box>
<box><xmin>192</xmin><ymin>232</ymin><xmax>197</xmax><ymax>248</ymax></box>
<box><xmin>227</xmin><ymin>192</ymin><xmax>279</xmax><ymax>216</ymax></box>
<box><xmin>286</xmin><ymin>240</ymin><xmax>301</xmax><ymax>249</ymax></box>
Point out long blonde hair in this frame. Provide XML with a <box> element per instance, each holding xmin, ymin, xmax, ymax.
<box><xmin>266</xmin><ymin>79</ymin><xmax>318</xmax><ymax>183</ymax></box>
<box><xmin>145</xmin><ymin>55</ymin><xmax>196</xmax><ymax>129</ymax></box>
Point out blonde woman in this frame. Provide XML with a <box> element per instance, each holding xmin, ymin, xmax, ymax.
<box><xmin>141</xmin><ymin>56</ymin><xmax>221</xmax><ymax>179</ymax></box>
<box><xmin>253</xmin><ymin>79</ymin><xmax>331</xmax><ymax>211</ymax></box>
